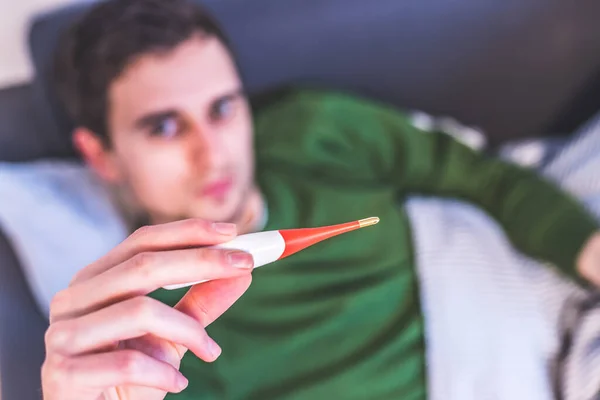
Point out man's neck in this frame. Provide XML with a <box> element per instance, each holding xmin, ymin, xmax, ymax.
<box><xmin>232</xmin><ymin>186</ymin><xmax>267</xmax><ymax>235</ymax></box>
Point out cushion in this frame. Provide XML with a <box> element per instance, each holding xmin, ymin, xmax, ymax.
<box><xmin>0</xmin><ymin>84</ymin><xmax>49</xmax><ymax>162</ymax></box>
<box><xmin>15</xmin><ymin>0</ymin><xmax>600</xmax><ymax>163</ymax></box>
<box><xmin>0</xmin><ymin>160</ymin><xmax>128</xmax><ymax>315</ymax></box>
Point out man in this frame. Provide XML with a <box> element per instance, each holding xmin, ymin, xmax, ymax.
<box><xmin>42</xmin><ymin>0</ymin><xmax>600</xmax><ymax>399</ymax></box>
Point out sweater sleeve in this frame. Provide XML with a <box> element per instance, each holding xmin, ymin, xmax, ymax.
<box><xmin>393</xmin><ymin>123</ymin><xmax>598</xmax><ymax>281</ymax></box>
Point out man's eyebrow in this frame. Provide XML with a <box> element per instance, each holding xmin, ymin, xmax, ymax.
<box><xmin>133</xmin><ymin>89</ymin><xmax>245</xmax><ymax>130</ymax></box>
<box><xmin>134</xmin><ymin>110</ymin><xmax>178</xmax><ymax>130</ymax></box>
<box><xmin>213</xmin><ymin>88</ymin><xmax>245</xmax><ymax>103</ymax></box>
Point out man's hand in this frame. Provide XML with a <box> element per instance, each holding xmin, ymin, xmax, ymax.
<box><xmin>41</xmin><ymin>219</ymin><xmax>254</xmax><ymax>400</ymax></box>
<box><xmin>577</xmin><ymin>232</ymin><xmax>600</xmax><ymax>287</ymax></box>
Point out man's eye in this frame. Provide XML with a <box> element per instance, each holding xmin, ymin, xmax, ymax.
<box><xmin>150</xmin><ymin>117</ymin><xmax>180</xmax><ymax>138</ymax></box>
<box><xmin>209</xmin><ymin>97</ymin><xmax>236</xmax><ymax>123</ymax></box>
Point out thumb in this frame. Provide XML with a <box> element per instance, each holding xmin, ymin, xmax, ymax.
<box><xmin>123</xmin><ymin>275</ymin><xmax>253</xmax><ymax>369</ymax></box>
<box><xmin>160</xmin><ymin>275</ymin><xmax>254</xmax><ymax>362</ymax></box>
<box><xmin>177</xmin><ymin>274</ymin><xmax>253</xmax><ymax>327</ymax></box>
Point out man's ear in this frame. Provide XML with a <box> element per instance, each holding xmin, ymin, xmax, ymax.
<box><xmin>73</xmin><ymin>128</ymin><xmax>122</xmax><ymax>183</ymax></box>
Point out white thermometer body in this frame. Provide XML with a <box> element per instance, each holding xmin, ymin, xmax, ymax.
<box><xmin>163</xmin><ymin>231</ymin><xmax>285</xmax><ymax>290</ymax></box>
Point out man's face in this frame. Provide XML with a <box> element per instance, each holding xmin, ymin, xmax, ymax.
<box><xmin>94</xmin><ymin>35</ymin><xmax>254</xmax><ymax>223</ymax></box>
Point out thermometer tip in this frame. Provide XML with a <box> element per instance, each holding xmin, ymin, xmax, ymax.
<box><xmin>358</xmin><ymin>216</ymin><xmax>380</xmax><ymax>228</ymax></box>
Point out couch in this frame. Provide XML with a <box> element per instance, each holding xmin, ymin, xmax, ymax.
<box><xmin>2</xmin><ymin>0</ymin><xmax>600</xmax><ymax>398</ymax></box>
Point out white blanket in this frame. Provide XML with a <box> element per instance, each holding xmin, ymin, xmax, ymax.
<box><xmin>409</xmin><ymin>114</ymin><xmax>600</xmax><ymax>400</ymax></box>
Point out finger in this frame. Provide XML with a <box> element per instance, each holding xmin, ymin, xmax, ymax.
<box><xmin>43</xmin><ymin>349</ymin><xmax>189</xmax><ymax>396</ymax></box>
<box><xmin>51</xmin><ymin>247</ymin><xmax>253</xmax><ymax>321</ymax></box>
<box><xmin>71</xmin><ymin>218</ymin><xmax>238</xmax><ymax>285</ymax></box>
<box><xmin>46</xmin><ymin>296</ymin><xmax>221</xmax><ymax>363</ymax></box>
<box><xmin>179</xmin><ymin>274</ymin><xmax>253</xmax><ymax>327</ymax></box>
<box><xmin>123</xmin><ymin>334</ymin><xmax>184</xmax><ymax>369</ymax></box>
<box><xmin>169</xmin><ymin>275</ymin><xmax>253</xmax><ymax>359</ymax></box>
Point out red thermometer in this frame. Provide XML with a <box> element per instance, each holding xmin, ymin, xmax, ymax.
<box><xmin>163</xmin><ymin>217</ymin><xmax>380</xmax><ymax>290</ymax></box>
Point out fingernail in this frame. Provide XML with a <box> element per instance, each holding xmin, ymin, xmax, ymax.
<box><xmin>176</xmin><ymin>373</ymin><xmax>189</xmax><ymax>391</ymax></box>
<box><xmin>208</xmin><ymin>338</ymin><xmax>222</xmax><ymax>360</ymax></box>
<box><xmin>212</xmin><ymin>222</ymin><xmax>237</xmax><ymax>235</ymax></box>
<box><xmin>226</xmin><ymin>251</ymin><xmax>254</xmax><ymax>269</ymax></box>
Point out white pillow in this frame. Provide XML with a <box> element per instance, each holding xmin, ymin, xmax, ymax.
<box><xmin>0</xmin><ymin>160</ymin><xmax>128</xmax><ymax>317</ymax></box>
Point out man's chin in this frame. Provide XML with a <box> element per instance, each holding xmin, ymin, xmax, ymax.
<box><xmin>188</xmin><ymin>199</ymin><xmax>244</xmax><ymax>224</ymax></box>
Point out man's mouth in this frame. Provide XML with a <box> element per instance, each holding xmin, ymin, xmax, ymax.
<box><xmin>200</xmin><ymin>177</ymin><xmax>234</xmax><ymax>199</ymax></box>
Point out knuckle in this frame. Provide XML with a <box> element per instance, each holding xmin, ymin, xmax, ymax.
<box><xmin>195</xmin><ymin>247</ymin><xmax>224</xmax><ymax>265</ymax></box>
<box><xmin>116</xmin><ymin>351</ymin><xmax>144</xmax><ymax>379</ymax></box>
<box><xmin>49</xmin><ymin>290</ymin><xmax>71</xmax><ymax>317</ymax></box>
<box><xmin>190</xmin><ymin>293</ymin><xmax>211</xmax><ymax>321</ymax></box>
<box><xmin>187</xmin><ymin>289</ymin><xmax>218</xmax><ymax>324</ymax></box>
<box><xmin>131</xmin><ymin>224</ymin><xmax>153</xmax><ymax>242</ymax></box>
<box><xmin>129</xmin><ymin>296</ymin><xmax>157</xmax><ymax>322</ymax></box>
<box><xmin>184</xmin><ymin>218</ymin><xmax>211</xmax><ymax>233</ymax></box>
<box><xmin>69</xmin><ymin>270</ymin><xmax>86</xmax><ymax>285</ymax></box>
<box><xmin>592</xmin><ymin>237</ymin><xmax>600</xmax><ymax>254</ymax></box>
<box><xmin>42</xmin><ymin>355</ymin><xmax>72</xmax><ymax>390</ymax></box>
<box><xmin>45</xmin><ymin>320</ymin><xmax>74</xmax><ymax>350</ymax></box>
<box><xmin>130</xmin><ymin>251</ymin><xmax>157</xmax><ymax>275</ymax></box>
<box><xmin>166</xmin><ymin>365</ymin><xmax>184</xmax><ymax>389</ymax></box>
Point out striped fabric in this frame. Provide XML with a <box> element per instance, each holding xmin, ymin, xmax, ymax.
<box><xmin>406</xmin><ymin>114</ymin><xmax>600</xmax><ymax>400</ymax></box>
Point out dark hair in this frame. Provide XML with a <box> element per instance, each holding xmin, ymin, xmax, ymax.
<box><xmin>54</xmin><ymin>0</ymin><xmax>233</xmax><ymax>143</ymax></box>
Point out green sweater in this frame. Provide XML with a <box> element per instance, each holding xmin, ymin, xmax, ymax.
<box><xmin>154</xmin><ymin>89</ymin><xmax>598</xmax><ymax>399</ymax></box>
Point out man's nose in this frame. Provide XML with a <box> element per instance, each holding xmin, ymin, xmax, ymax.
<box><xmin>189</xmin><ymin>127</ymin><xmax>227</xmax><ymax>171</ymax></box>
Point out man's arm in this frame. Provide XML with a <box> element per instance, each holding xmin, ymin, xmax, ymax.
<box><xmin>254</xmin><ymin>89</ymin><xmax>599</xmax><ymax>284</ymax></box>
<box><xmin>394</xmin><ymin>126</ymin><xmax>598</xmax><ymax>282</ymax></box>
